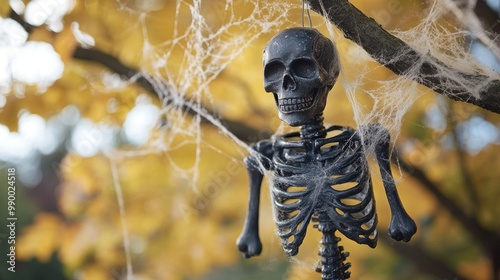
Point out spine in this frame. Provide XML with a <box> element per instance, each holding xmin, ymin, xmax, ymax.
<box><xmin>300</xmin><ymin>114</ymin><xmax>326</xmax><ymax>139</ymax></box>
<box><xmin>313</xmin><ymin>214</ymin><xmax>351</xmax><ymax>280</ymax></box>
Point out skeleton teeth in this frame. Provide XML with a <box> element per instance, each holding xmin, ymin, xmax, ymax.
<box><xmin>278</xmin><ymin>97</ymin><xmax>314</xmax><ymax>112</ymax></box>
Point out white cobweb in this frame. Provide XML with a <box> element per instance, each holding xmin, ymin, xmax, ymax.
<box><xmin>21</xmin><ymin>0</ymin><xmax>496</xmax><ymax>278</ymax></box>
<box><xmin>108</xmin><ymin>0</ymin><xmax>500</xmax><ymax>172</ymax></box>
<box><xmin>105</xmin><ymin>0</ymin><xmax>500</xmax><ymax>278</ymax></box>
<box><xmin>332</xmin><ymin>0</ymin><xmax>500</xmax><ymax>153</ymax></box>
<box><xmin>105</xmin><ymin>0</ymin><xmax>293</xmax><ymax>278</ymax></box>
<box><xmin>127</xmin><ymin>0</ymin><xmax>293</xmax><ymax>191</ymax></box>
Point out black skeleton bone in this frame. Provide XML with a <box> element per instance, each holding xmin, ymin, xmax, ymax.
<box><xmin>369</xmin><ymin>124</ymin><xmax>417</xmax><ymax>242</ymax></box>
<box><xmin>237</xmin><ymin>27</ymin><xmax>416</xmax><ymax>279</ymax></box>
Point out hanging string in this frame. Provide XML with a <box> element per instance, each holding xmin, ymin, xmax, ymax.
<box><xmin>302</xmin><ymin>0</ymin><xmax>313</xmax><ymax>28</ymax></box>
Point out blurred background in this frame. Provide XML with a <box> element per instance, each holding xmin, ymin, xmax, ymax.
<box><xmin>1</xmin><ymin>0</ymin><xmax>500</xmax><ymax>279</ymax></box>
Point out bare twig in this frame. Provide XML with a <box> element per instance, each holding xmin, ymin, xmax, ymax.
<box><xmin>379</xmin><ymin>233</ymin><xmax>466</xmax><ymax>280</ymax></box>
<box><xmin>444</xmin><ymin>0</ymin><xmax>500</xmax><ymax>60</ymax></box>
<box><xmin>394</xmin><ymin>152</ymin><xmax>500</xmax><ymax>278</ymax></box>
<box><xmin>446</xmin><ymin>100</ymin><xmax>480</xmax><ymax>216</ymax></box>
<box><xmin>108</xmin><ymin>157</ymin><xmax>134</xmax><ymax>280</ymax></box>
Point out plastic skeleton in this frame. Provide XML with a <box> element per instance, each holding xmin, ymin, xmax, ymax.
<box><xmin>237</xmin><ymin>27</ymin><xmax>417</xmax><ymax>279</ymax></box>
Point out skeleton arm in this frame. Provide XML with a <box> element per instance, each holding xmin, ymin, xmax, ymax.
<box><xmin>369</xmin><ymin>124</ymin><xmax>417</xmax><ymax>242</ymax></box>
<box><xmin>237</xmin><ymin>140</ymin><xmax>273</xmax><ymax>258</ymax></box>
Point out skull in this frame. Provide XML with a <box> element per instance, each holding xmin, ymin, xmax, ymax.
<box><xmin>263</xmin><ymin>27</ymin><xmax>339</xmax><ymax>126</ymax></box>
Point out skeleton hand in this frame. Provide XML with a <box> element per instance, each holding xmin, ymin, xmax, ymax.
<box><xmin>237</xmin><ymin>231</ymin><xmax>262</xmax><ymax>258</ymax></box>
<box><xmin>389</xmin><ymin>208</ymin><xmax>417</xmax><ymax>242</ymax></box>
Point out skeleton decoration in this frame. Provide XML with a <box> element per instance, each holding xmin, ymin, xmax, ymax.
<box><xmin>237</xmin><ymin>27</ymin><xmax>417</xmax><ymax>280</ymax></box>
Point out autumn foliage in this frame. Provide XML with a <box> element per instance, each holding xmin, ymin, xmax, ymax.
<box><xmin>1</xmin><ymin>1</ymin><xmax>500</xmax><ymax>280</ymax></box>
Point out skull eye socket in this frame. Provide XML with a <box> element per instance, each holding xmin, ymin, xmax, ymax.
<box><xmin>264</xmin><ymin>61</ymin><xmax>285</xmax><ymax>82</ymax></box>
<box><xmin>291</xmin><ymin>58</ymin><xmax>317</xmax><ymax>78</ymax></box>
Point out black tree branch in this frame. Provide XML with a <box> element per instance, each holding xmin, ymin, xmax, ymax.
<box><xmin>8</xmin><ymin>9</ymin><xmax>34</xmax><ymax>33</ymax></box>
<box><xmin>73</xmin><ymin>47</ymin><xmax>159</xmax><ymax>96</ymax></box>
<box><xmin>307</xmin><ymin>0</ymin><xmax>500</xmax><ymax>114</ymax></box>
<box><xmin>72</xmin><ymin>47</ymin><xmax>268</xmax><ymax>143</ymax></box>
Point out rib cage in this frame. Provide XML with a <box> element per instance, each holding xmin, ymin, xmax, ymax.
<box><xmin>272</xmin><ymin>126</ymin><xmax>377</xmax><ymax>256</ymax></box>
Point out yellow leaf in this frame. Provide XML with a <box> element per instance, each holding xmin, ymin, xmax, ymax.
<box><xmin>458</xmin><ymin>257</ymin><xmax>491</xmax><ymax>280</ymax></box>
<box><xmin>17</xmin><ymin>213</ymin><xmax>63</xmax><ymax>262</ymax></box>
<box><xmin>81</xmin><ymin>264</ymin><xmax>111</xmax><ymax>280</ymax></box>
<box><xmin>59</xmin><ymin>220</ymin><xmax>99</xmax><ymax>269</ymax></box>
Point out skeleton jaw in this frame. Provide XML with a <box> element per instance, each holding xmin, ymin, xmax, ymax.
<box><xmin>274</xmin><ymin>88</ymin><xmax>328</xmax><ymax>127</ymax></box>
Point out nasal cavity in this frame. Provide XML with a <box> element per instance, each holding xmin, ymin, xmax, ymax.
<box><xmin>283</xmin><ymin>74</ymin><xmax>296</xmax><ymax>91</ymax></box>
